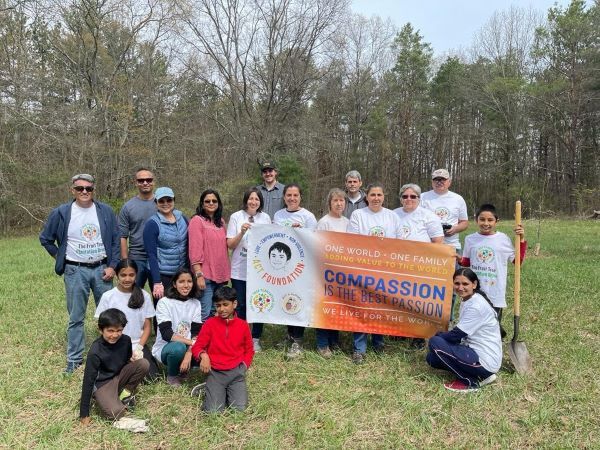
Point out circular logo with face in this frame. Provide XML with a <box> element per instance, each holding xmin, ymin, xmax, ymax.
<box><xmin>400</xmin><ymin>225</ymin><xmax>411</xmax><ymax>239</ymax></box>
<box><xmin>434</xmin><ymin>207</ymin><xmax>450</xmax><ymax>222</ymax></box>
<box><xmin>81</xmin><ymin>224</ymin><xmax>99</xmax><ymax>241</ymax></box>
<box><xmin>369</xmin><ymin>226</ymin><xmax>385</xmax><ymax>237</ymax></box>
<box><xmin>281</xmin><ymin>293</ymin><xmax>302</xmax><ymax>315</ymax></box>
<box><xmin>476</xmin><ymin>246</ymin><xmax>495</xmax><ymax>263</ymax></box>
<box><xmin>250</xmin><ymin>289</ymin><xmax>275</xmax><ymax>313</ymax></box>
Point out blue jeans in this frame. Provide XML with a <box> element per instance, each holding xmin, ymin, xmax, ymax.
<box><xmin>63</xmin><ymin>264</ymin><xmax>113</xmax><ymax>364</ymax></box>
<box><xmin>426</xmin><ymin>335</ymin><xmax>493</xmax><ymax>387</ymax></box>
<box><xmin>199</xmin><ymin>279</ymin><xmax>226</xmax><ymax>322</ymax></box>
<box><xmin>316</xmin><ymin>329</ymin><xmax>340</xmax><ymax>349</ymax></box>
<box><xmin>230</xmin><ymin>278</ymin><xmax>247</xmax><ymax>320</ymax></box>
<box><xmin>131</xmin><ymin>259</ymin><xmax>150</xmax><ymax>290</ymax></box>
<box><xmin>160</xmin><ymin>341</ymin><xmax>187</xmax><ymax>376</ymax></box>
<box><xmin>353</xmin><ymin>333</ymin><xmax>384</xmax><ymax>354</ymax></box>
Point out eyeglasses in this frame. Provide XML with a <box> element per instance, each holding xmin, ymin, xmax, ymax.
<box><xmin>402</xmin><ymin>194</ymin><xmax>418</xmax><ymax>199</ymax></box>
<box><xmin>157</xmin><ymin>197</ymin><xmax>173</xmax><ymax>204</ymax></box>
<box><xmin>433</xmin><ymin>178</ymin><xmax>447</xmax><ymax>182</ymax></box>
<box><xmin>73</xmin><ymin>186</ymin><xmax>94</xmax><ymax>193</ymax></box>
<box><xmin>136</xmin><ymin>178</ymin><xmax>153</xmax><ymax>184</ymax></box>
<box><xmin>204</xmin><ymin>199</ymin><xmax>218</xmax><ymax>204</ymax></box>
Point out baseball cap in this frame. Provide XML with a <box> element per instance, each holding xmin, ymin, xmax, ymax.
<box><xmin>155</xmin><ymin>187</ymin><xmax>175</xmax><ymax>200</ymax></box>
<box><xmin>431</xmin><ymin>169</ymin><xmax>450</xmax><ymax>179</ymax></box>
<box><xmin>260</xmin><ymin>161</ymin><xmax>277</xmax><ymax>171</ymax></box>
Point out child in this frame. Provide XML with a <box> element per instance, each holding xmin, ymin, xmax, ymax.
<box><xmin>95</xmin><ymin>259</ymin><xmax>158</xmax><ymax>379</ymax></box>
<box><xmin>191</xmin><ymin>286</ymin><xmax>254</xmax><ymax>412</ymax></box>
<box><xmin>459</xmin><ymin>203</ymin><xmax>526</xmax><ymax>321</ymax></box>
<box><xmin>426</xmin><ymin>269</ymin><xmax>504</xmax><ymax>392</ymax></box>
<box><xmin>80</xmin><ymin>309</ymin><xmax>150</xmax><ymax>424</ymax></box>
<box><xmin>151</xmin><ymin>268</ymin><xmax>202</xmax><ymax>387</ymax></box>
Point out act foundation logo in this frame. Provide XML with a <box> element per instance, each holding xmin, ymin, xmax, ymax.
<box><xmin>400</xmin><ymin>225</ymin><xmax>411</xmax><ymax>239</ymax></box>
<box><xmin>81</xmin><ymin>223</ymin><xmax>99</xmax><ymax>240</ymax></box>
<box><xmin>476</xmin><ymin>246</ymin><xmax>495</xmax><ymax>264</ymax></box>
<box><xmin>369</xmin><ymin>226</ymin><xmax>385</xmax><ymax>237</ymax></box>
<box><xmin>281</xmin><ymin>293</ymin><xmax>302</xmax><ymax>315</ymax></box>
<box><xmin>251</xmin><ymin>230</ymin><xmax>306</xmax><ymax>286</ymax></box>
<box><xmin>434</xmin><ymin>207</ymin><xmax>450</xmax><ymax>222</ymax></box>
<box><xmin>250</xmin><ymin>289</ymin><xmax>275</xmax><ymax>313</ymax></box>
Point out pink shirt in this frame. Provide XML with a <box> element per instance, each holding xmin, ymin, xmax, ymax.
<box><xmin>188</xmin><ymin>215</ymin><xmax>231</xmax><ymax>283</ymax></box>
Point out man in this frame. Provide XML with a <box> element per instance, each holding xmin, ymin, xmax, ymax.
<box><xmin>420</xmin><ymin>168</ymin><xmax>469</xmax><ymax>252</ymax></box>
<box><xmin>118</xmin><ymin>168</ymin><xmax>156</xmax><ymax>288</ymax></box>
<box><xmin>40</xmin><ymin>174</ymin><xmax>120</xmax><ymax>374</ymax></box>
<box><xmin>257</xmin><ymin>161</ymin><xmax>285</xmax><ymax>219</ymax></box>
<box><xmin>342</xmin><ymin>170</ymin><xmax>367</xmax><ymax>219</ymax></box>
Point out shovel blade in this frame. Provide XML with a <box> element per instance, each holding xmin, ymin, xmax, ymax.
<box><xmin>508</xmin><ymin>340</ymin><xmax>532</xmax><ymax>374</ymax></box>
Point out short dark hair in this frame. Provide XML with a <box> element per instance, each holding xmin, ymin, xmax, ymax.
<box><xmin>283</xmin><ymin>183</ymin><xmax>302</xmax><ymax>197</ymax></box>
<box><xmin>475</xmin><ymin>203</ymin><xmax>498</xmax><ymax>220</ymax></box>
<box><xmin>364</xmin><ymin>182</ymin><xmax>384</xmax><ymax>206</ymax></box>
<box><xmin>98</xmin><ymin>308</ymin><xmax>128</xmax><ymax>330</ymax></box>
<box><xmin>243</xmin><ymin>187</ymin><xmax>264</xmax><ymax>213</ymax></box>
<box><xmin>269</xmin><ymin>242</ymin><xmax>292</xmax><ymax>260</ymax></box>
<box><xmin>165</xmin><ymin>268</ymin><xmax>200</xmax><ymax>300</ymax></box>
<box><xmin>213</xmin><ymin>286</ymin><xmax>237</xmax><ymax>303</ymax></box>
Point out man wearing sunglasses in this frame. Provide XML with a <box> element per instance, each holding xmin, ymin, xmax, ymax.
<box><xmin>256</xmin><ymin>161</ymin><xmax>285</xmax><ymax>219</ymax></box>
<box><xmin>118</xmin><ymin>168</ymin><xmax>156</xmax><ymax>288</ymax></box>
<box><xmin>40</xmin><ymin>173</ymin><xmax>120</xmax><ymax>374</ymax></box>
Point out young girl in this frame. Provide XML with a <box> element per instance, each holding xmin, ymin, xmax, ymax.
<box><xmin>95</xmin><ymin>259</ymin><xmax>158</xmax><ymax>379</ymax></box>
<box><xmin>426</xmin><ymin>268</ymin><xmax>504</xmax><ymax>392</ymax></box>
<box><xmin>151</xmin><ymin>268</ymin><xmax>202</xmax><ymax>386</ymax></box>
<box><xmin>459</xmin><ymin>203</ymin><xmax>526</xmax><ymax>321</ymax></box>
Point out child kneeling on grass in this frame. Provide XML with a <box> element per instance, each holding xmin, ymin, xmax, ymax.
<box><xmin>80</xmin><ymin>309</ymin><xmax>149</xmax><ymax>424</ymax></box>
<box><xmin>191</xmin><ymin>286</ymin><xmax>254</xmax><ymax>412</ymax></box>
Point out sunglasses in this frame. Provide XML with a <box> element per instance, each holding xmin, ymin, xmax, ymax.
<box><xmin>157</xmin><ymin>197</ymin><xmax>173</xmax><ymax>204</ymax></box>
<box><xmin>402</xmin><ymin>194</ymin><xmax>418</xmax><ymax>199</ymax></box>
<box><xmin>433</xmin><ymin>178</ymin><xmax>447</xmax><ymax>182</ymax></box>
<box><xmin>204</xmin><ymin>199</ymin><xmax>219</xmax><ymax>204</ymax></box>
<box><xmin>73</xmin><ymin>186</ymin><xmax>94</xmax><ymax>193</ymax></box>
<box><xmin>136</xmin><ymin>178</ymin><xmax>154</xmax><ymax>184</ymax></box>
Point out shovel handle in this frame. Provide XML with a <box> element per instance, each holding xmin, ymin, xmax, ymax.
<box><xmin>514</xmin><ymin>201</ymin><xmax>521</xmax><ymax>317</ymax></box>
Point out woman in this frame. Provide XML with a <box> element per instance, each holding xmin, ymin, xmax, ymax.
<box><xmin>347</xmin><ymin>183</ymin><xmax>400</xmax><ymax>364</ymax></box>
<box><xmin>227</xmin><ymin>187</ymin><xmax>271</xmax><ymax>351</ymax></box>
<box><xmin>273</xmin><ymin>183</ymin><xmax>317</xmax><ymax>358</ymax></box>
<box><xmin>393</xmin><ymin>183</ymin><xmax>444</xmax><ymax>243</ymax></box>
<box><xmin>189</xmin><ymin>189</ymin><xmax>231</xmax><ymax>322</ymax></box>
<box><xmin>315</xmin><ymin>188</ymin><xmax>349</xmax><ymax>357</ymax></box>
<box><xmin>426</xmin><ymin>268</ymin><xmax>503</xmax><ymax>392</ymax></box>
<box><xmin>143</xmin><ymin>187</ymin><xmax>189</xmax><ymax>302</ymax></box>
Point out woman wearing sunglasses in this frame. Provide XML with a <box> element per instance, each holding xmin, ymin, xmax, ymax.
<box><xmin>143</xmin><ymin>187</ymin><xmax>189</xmax><ymax>301</ymax></box>
<box><xmin>188</xmin><ymin>189</ymin><xmax>231</xmax><ymax>322</ymax></box>
<box><xmin>393</xmin><ymin>184</ymin><xmax>444</xmax><ymax>244</ymax></box>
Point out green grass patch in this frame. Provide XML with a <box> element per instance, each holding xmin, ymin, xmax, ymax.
<box><xmin>0</xmin><ymin>219</ymin><xmax>598</xmax><ymax>448</ymax></box>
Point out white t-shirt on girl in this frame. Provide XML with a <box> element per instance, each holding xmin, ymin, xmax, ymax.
<box><xmin>420</xmin><ymin>190</ymin><xmax>468</xmax><ymax>249</ymax></box>
<box><xmin>393</xmin><ymin>206</ymin><xmax>444</xmax><ymax>242</ymax></box>
<box><xmin>227</xmin><ymin>210</ymin><xmax>272</xmax><ymax>281</ymax></box>
<box><xmin>151</xmin><ymin>297</ymin><xmax>202</xmax><ymax>360</ymax></box>
<box><xmin>95</xmin><ymin>287</ymin><xmax>155</xmax><ymax>348</ymax></box>
<box><xmin>463</xmin><ymin>232</ymin><xmax>515</xmax><ymax>308</ymax></box>
<box><xmin>273</xmin><ymin>208</ymin><xmax>318</xmax><ymax>230</ymax></box>
<box><xmin>457</xmin><ymin>293</ymin><xmax>502</xmax><ymax>373</ymax></box>
<box><xmin>348</xmin><ymin>207</ymin><xmax>401</xmax><ymax>238</ymax></box>
<box><xmin>317</xmin><ymin>214</ymin><xmax>350</xmax><ymax>233</ymax></box>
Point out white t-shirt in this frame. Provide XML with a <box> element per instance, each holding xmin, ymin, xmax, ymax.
<box><xmin>317</xmin><ymin>214</ymin><xmax>350</xmax><ymax>232</ymax></box>
<box><xmin>151</xmin><ymin>297</ymin><xmax>202</xmax><ymax>360</ymax></box>
<box><xmin>457</xmin><ymin>293</ymin><xmax>502</xmax><ymax>373</ymax></box>
<box><xmin>94</xmin><ymin>287</ymin><xmax>155</xmax><ymax>348</ymax></box>
<box><xmin>420</xmin><ymin>190</ymin><xmax>468</xmax><ymax>249</ymax></box>
<box><xmin>66</xmin><ymin>203</ymin><xmax>107</xmax><ymax>262</ymax></box>
<box><xmin>227</xmin><ymin>210</ymin><xmax>272</xmax><ymax>280</ymax></box>
<box><xmin>463</xmin><ymin>232</ymin><xmax>515</xmax><ymax>308</ymax></box>
<box><xmin>273</xmin><ymin>208</ymin><xmax>318</xmax><ymax>230</ymax></box>
<box><xmin>348</xmin><ymin>207</ymin><xmax>400</xmax><ymax>238</ymax></box>
<box><xmin>393</xmin><ymin>206</ymin><xmax>444</xmax><ymax>243</ymax></box>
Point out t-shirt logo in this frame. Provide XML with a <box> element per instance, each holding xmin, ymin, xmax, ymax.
<box><xmin>176</xmin><ymin>321</ymin><xmax>191</xmax><ymax>337</ymax></box>
<box><xmin>369</xmin><ymin>226</ymin><xmax>385</xmax><ymax>237</ymax></box>
<box><xmin>476</xmin><ymin>246</ymin><xmax>495</xmax><ymax>263</ymax></box>
<box><xmin>81</xmin><ymin>223</ymin><xmax>99</xmax><ymax>241</ymax></box>
<box><xmin>400</xmin><ymin>225</ymin><xmax>411</xmax><ymax>239</ymax></box>
<box><xmin>281</xmin><ymin>219</ymin><xmax>294</xmax><ymax>227</ymax></box>
<box><xmin>434</xmin><ymin>207</ymin><xmax>450</xmax><ymax>222</ymax></box>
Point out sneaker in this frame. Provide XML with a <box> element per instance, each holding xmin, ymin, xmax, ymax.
<box><xmin>329</xmin><ymin>342</ymin><xmax>342</xmax><ymax>352</ymax></box>
<box><xmin>253</xmin><ymin>338</ymin><xmax>262</xmax><ymax>353</ymax></box>
<box><xmin>352</xmin><ymin>352</ymin><xmax>365</xmax><ymax>365</ymax></box>
<box><xmin>63</xmin><ymin>361</ymin><xmax>82</xmax><ymax>374</ymax></box>
<box><xmin>122</xmin><ymin>395</ymin><xmax>136</xmax><ymax>410</ymax></box>
<box><xmin>373</xmin><ymin>344</ymin><xmax>385</xmax><ymax>355</ymax></box>
<box><xmin>276</xmin><ymin>335</ymin><xmax>293</xmax><ymax>349</ymax></box>
<box><xmin>190</xmin><ymin>382</ymin><xmax>206</xmax><ymax>397</ymax></box>
<box><xmin>479</xmin><ymin>374</ymin><xmax>497</xmax><ymax>386</ymax></box>
<box><xmin>166</xmin><ymin>375</ymin><xmax>182</xmax><ymax>387</ymax></box>
<box><xmin>317</xmin><ymin>347</ymin><xmax>333</xmax><ymax>359</ymax></box>
<box><xmin>443</xmin><ymin>379</ymin><xmax>480</xmax><ymax>393</ymax></box>
<box><xmin>119</xmin><ymin>388</ymin><xmax>132</xmax><ymax>401</ymax></box>
<box><xmin>286</xmin><ymin>342</ymin><xmax>303</xmax><ymax>359</ymax></box>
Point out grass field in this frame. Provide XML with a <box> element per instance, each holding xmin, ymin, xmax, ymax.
<box><xmin>0</xmin><ymin>219</ymin><xmax>599</xmax><ymax>449</ymax></box>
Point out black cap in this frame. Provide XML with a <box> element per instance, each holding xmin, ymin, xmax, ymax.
<box><xmin>260</xmin><ymin>161</ymin><xmax>277</xmax><ymax>171</ymax></box>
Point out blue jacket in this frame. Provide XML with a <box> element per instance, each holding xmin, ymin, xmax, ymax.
<box><xmin>143</xmin><ymin>210</ymin><xmax>188</xmax><ymax>282</ymax></box>
<box><xmin>39</xmin><ymin>200</ymin><xmax>120</xmax><ymax>275</ymax></box>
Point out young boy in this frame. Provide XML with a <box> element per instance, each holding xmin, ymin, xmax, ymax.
<box><xmin>459</xmin><ymin>204</ymin><xmax>526</xmax><ymax>321</ymax></box>
<box><xmin>80</xmin><ymin>308</ymin><xmax>150</xmax><ymax>424</ymax></box>
<box><xmin>191</xmin><ymin>286</ymin><xmax>254</xmax><ymax>412</ymax></box>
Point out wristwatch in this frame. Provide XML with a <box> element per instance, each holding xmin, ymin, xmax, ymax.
<box><xmin>195</xmin><ymin>271</ymin><xmax>204</xmax><ymax>278</ymax></box>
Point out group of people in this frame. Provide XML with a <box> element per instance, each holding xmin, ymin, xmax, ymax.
<box><xmin>39</xmin><ymin>162</ymin><xmax>526</xmax><ymax>422</ymax></box>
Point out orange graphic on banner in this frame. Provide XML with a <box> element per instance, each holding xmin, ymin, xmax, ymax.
<box><xmin>313</xmin><ymin>232</ymin><xmax>455</xmax><ymax>338</ymax></box>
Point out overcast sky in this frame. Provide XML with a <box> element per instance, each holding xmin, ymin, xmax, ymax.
<box><xmin>350</xmin><ymin>0</ymin><xmax>573</xmax><ymax>54</ymax></box>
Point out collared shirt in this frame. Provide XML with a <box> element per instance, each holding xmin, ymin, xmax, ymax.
<box><xmin>257</xmin><ymin>181</ymin><xmax>285</xmax><ymax>219</ymax></box>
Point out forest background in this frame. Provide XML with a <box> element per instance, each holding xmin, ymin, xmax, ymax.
<box><xmin>1</xmin><ymin>0</ymin><xmax>598</xmax><ymax>233</ymax></box>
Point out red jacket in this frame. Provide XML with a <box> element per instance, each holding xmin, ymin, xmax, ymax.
<box><xmin>191</xmin><ymin>315</ymin><xmax>254</xmax><ymax>371</ymax></box>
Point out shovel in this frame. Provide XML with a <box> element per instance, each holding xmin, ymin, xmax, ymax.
<box><xmin>507</xmin><ymin>200</ymin><xmax>533</xmax><ymax>374</ymax></box>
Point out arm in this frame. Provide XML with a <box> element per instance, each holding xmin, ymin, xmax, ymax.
<box><xmin>39</xmin><ymin>209</ymin><xmax>60</xmax><ymax>258</ymax></box>
<box><xmin>514</xmin><ymin>224</ymin><xmax>526</xmax><ymax>264</ymax></box>
<box><xmin>242</xmin><ymin>321</ymin><xmax>254</xmax><ymax>368</ymax></box>
<box><xmin>143</xmin><ymin>220</ymin><xmax>163</xmax><ymax>298</ymax></box>
<box><xmin>446</xmin><ymin>219</ymin><xmax>468</xmax><ymax>237</ymax></box>
<box><xmin>191</xmin><ymin>321</ymin><xmax>211</xmax><ymax>373</ymax></box>
<box><xmin>79</xmin><ymin>352</ymin><xmax>101</xmax><ymax>419</ymax></box>
<box><xmin>226</xmin><ymin>214</ymin><xmax>249</xmax><ymax>250</ymax></box>
<box><xmin>138</xmin><ymin>318</ymin><xmax>152</xmax><ymax>347</ymax></box>
<box><xmin>435</xmin><ymin>327</ymin><xmax>467</xmax><ymax>344</ymax></box>
<box><xmin>118</xmin><ymin>206</ymin><xmax>130</xmax><ymax>259</ymax></box>
<box><xmin>120</xmin><ymin>237</ymin><xmax>129</xmax><ymax>260</ymax></box>
<box><xmin>188</xmin><ymin>217</ymin><xmax>207</xmax><ymax>290</ymax></box>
